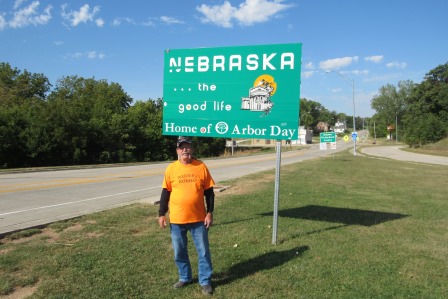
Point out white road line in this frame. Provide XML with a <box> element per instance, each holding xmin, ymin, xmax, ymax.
<box><xmin>0</xmin><ymin>187</ymin><xmax>159</xmax><ymax>216</ymax></box>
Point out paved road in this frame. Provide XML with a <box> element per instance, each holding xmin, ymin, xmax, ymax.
<box><xmin>361</xmin><ymin>145</ymin><xmax>448</xmax><ymax>166</ymax></box>
<box><xmin>4</xmin><ymin>135</ymin><xmax>445</xmax><ymax>236</ymax></box>
<box><xmin>0</xmin><ymin>139</ymin><xmax>353</xmax><ymax>235</ymax></box>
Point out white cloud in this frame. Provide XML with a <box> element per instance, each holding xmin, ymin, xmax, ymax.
<box><xmin>351</xmin><ymin>69</ymin><xmax>369</xmax><ymax>75</ymax></box>
<box><xmin>234</xmin><ymin>0</ymin><xmax>292</xmax><ymax>26</ymax></box>
<box><xmin>386</xmin><ymin>61</ymin><xmax>407</xmax><ymax>69</ymax></box>
<box><xmin>71</xmin><ymin>52</ymin><xmax>83</xmax><ymax>59</ymax></box>
<box><xmin>8</xmin><ymin>1</ymin><xmax>52</xmax><ymax>29</ymax></box>
<box><xmin>112</xmin><ymin>17</ymin><xmax>136</xmax><ymax>26</ymax></box>
<box><xmin>160</xmin><ymin>16</ymin><xmax>184</xmax><ymax>25</ymax></box>
<box><xmin>0</xmin><ymin>14</ymin><xmax>6</xmax><ymax>30</ymax></box>
<box><xmin>14</xmin><ymin>0</ymin><xmax>27</xmax><ymax>10</ymax></box>
<box><xmin>54</xmin><ymin>40</ymin><xmax>63</xmax><ymax>46</ymax></box>
<box><xmin>96</xmin><ymin>18</ymin><xmax>104</xmax><ymax>27</ymax></box>
<box><xmin>365</xmin><ymin>55</ymin><xmax>383</xmax><ymax>63</ymax></box>
<box><xmin>304</xmin><ymin>62</ymin><xmax>314</xmax><ymax>70</ymax></box>
<box><xmin>302</xmin><ymin>71</ymin><xmax>314</xmax><ymax>78</ymax></box>
<box><xmin>319</xmin><ymin>56</ymin><xmax>359</xmax><ymax>70</ymax></box>
<box><xmin>86</xmin><ymin>51</ymin><xmax>104</xmax><ymax>59</ymax></box>
<box><xmin>197</xmin><ymin>1</ymin><xmax>235</xmax><ymax>28</ymax></box>
<box><xmin>112</xmin><ymin>16</ymin><xmax>166</xmax><ymax>27</ymax></box>
<box><xmin>142</xmin><ymin>20</ymin><xmax>156</xmax><ymax>27</ymax></box>
<box><xmin>67</xmin><ymin>51</ymin><xmax>105</xmax><ymax>60</ymax></box>
<box><xmin>331</xmin><ymin>88</ymin><xmax>342</xmax><ymax>93</ymax></box>
<box><xmin>61</xmin><ymin>4</ymin><xmax>102</xmax><ymax>27</ymax></box>
<box><xmin>197</xmin><ymin>0</ymin><xmax>292</xmax><ymax>28</ymax></box>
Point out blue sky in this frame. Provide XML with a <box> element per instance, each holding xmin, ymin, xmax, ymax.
<box><xmin>1</xmin><ymin>0</ymin><xmax>447</xmax><ymax>117</ymax></box>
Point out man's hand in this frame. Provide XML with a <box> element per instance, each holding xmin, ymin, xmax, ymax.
<box><xmin>159</xmin><ymin>216</ymin><xmax>167</xmax><ymax>228</ymax></box>
<box><xmin>204</xmin><ymin>213</ymin><xmax>213</xmax><ymax>229</ymax></box>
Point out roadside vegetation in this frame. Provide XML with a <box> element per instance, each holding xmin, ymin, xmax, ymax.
<box><xmin>2</xmin><ymin>61</ymin><xmax>447</xmax><ymax>169</ymax></box>
<box><xmin>369</xmin><ymin>62</ymin><xmax>447</xmax><ymax>148</ymax></box>
<box><xmin>401</xmin><ymin>138</ymin><xmax>448</xmax><ymax>157</ymax></box>
<box><xmin>1</xmin><ymin>149</ymin><xmax>447</xmax><ymax>298</ymax></box>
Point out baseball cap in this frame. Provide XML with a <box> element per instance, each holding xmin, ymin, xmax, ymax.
<box><xmin>177</xmin><ymin>136</ymin><xmax>192</xmax><ymax>147</ymax></box>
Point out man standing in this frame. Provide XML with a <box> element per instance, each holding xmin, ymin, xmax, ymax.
<box><xmin>158</xmin><ymin>136</ymin><xmax>215</xmax><ymax>296</ymax></box>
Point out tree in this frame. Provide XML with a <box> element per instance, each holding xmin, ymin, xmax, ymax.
<box><xmin>126</xmin><ymin>99</ymin><xmax>172</xmax><ymax>162</ymax></box>
<box><xmin>402</xmin><ymin>62</ymin><xmax>448</xmax><ymax>146</ymax></box>
<box><xmin>371</xmin><ymin>80</ymin><xmax>412</xmax><ymax>142</ymax></box>
<box><xmin>403</xmin><ymin>114</ymin><xmax>445</xmax><ymax>147</ymax></box>
<box><xmin>45</xmin><ymin>76</ymin><xmax>133</xmax><ymax>165</ymax></box>
<box><xmin>0</xmin><ymin>63</ymin><xmax>51</xmax><ymax>167</ymax></box>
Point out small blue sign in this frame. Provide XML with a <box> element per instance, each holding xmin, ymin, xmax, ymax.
<box><xmin>351</xmin><ymin>132</ymin><xmax>358</xmax><ymax>140</ymax></box>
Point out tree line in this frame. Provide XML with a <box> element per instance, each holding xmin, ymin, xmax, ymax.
<box><xmin>370</xmin><ymin>62</ymin><xmax>448</xmax><ymax>146</ymax></box>
<box><xmin>0</xmin><ymin>62</ymin><xmax>225</xmax><ymax>168</ymax></box>
<box><xmin>299</xmin><ymin>98</ymin><xmax>364</xmax><ymax>133</ymax></box>
<box><xmin>1</xmin><ymin>61</ymin><xmax>446</xmax><ymax>168</ymax></box>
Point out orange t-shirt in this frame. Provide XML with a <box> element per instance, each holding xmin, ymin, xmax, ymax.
<box><xmin>162</xmin><ymin>159</ymin><xmax>215</xmax><ymax>224</ymax></box>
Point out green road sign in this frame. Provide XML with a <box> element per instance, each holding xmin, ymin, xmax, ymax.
<box><xmin>320</xmin><ymin>132</ymin><xmax>336</xmax><ymax>143</ymax></box>
<box><xmin>162</xmin><ymin>43</ymin><xmax>302</xmax><ymax>140</ymax></box>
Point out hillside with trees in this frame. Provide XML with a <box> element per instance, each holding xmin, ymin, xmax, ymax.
<box><xmin>370</xmin><ymin>62</ymin><xmax>448</xmax><ymax>146</ymax></box>
<box><xmin>1</xmin><ymin>61</ymin><xmax>446</xmax><ymax>168</ymax></box>
<box><xmin>0</xmin><ymin>62</ymin><xmax>225</xmax><ymax>168</ymax></box>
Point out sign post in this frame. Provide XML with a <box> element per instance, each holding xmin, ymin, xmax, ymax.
<box><xmin>272</xmin><ymin>140</ymin><xmax>281</xmax><ymax>245</ymax></box>
<box><xmin>162</xmin><ymin>43</ymin><xmax>302</xmax><ymax>245</ymax></box>
<box><xmin>320</xmin><ymin>132</ymin><xmax>337</xmax><ymax>159</ymax></box>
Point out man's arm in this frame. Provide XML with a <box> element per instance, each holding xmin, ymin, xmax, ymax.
<box><xmin>204</xmin><ymin>187</ymin><xmax>214</xmax><ymax>213</ymax></box>
<box><xmin>204</xmin><ymin>187</ymin><xmax>214</xmax><ymax>228</ymax></box>
<box><xmin>158</xmin><ymin>188</ymin><xmax>170</xmax><ymax>228</ymax></box>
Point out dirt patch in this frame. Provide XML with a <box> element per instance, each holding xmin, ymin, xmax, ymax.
<box><xmin>215</xmin><ymin>173</ymin><xmax>274</xmax><ymax>197</ymax></box>
<box><xmin>87</xmin><ymin>232</ymin><xmax>103</xmax><ymax>238</ymax></box>
<box><xmin>7</xmin><ymin>234</ymin><xmax>40</xmax><ymax>245</ymax></box>
<box><xmin>0</xmin><ymin>283</ymin><xmax>39</xmax><ymax>299</ymax></box>
<box><xmin>41</xmin><ymin>228</ymin><xmax>60</xmax><ymax>243</ymax></box>
<box><xmin>0</xmin><ymin>248</ymin><xmax>13</xmax><ymax>255</ymax></box>
<box><xmin>63</xmin><ymin>223</ymin><xmax>84</xmax><ymax>232</ymax></box>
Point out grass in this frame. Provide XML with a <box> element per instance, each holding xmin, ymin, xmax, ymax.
<box><xmin>401</xmin><ymin>138</ymin><xmax>448</xmax><ymax>157</ymax></box>
<box><xmin>1</xmin><ymin>149</ymin><xmax>447</xmax><ymax>298</ymax></box>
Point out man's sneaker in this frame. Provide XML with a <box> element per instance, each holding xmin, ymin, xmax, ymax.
<box><xmin>173</xmin><ymin>281</ymin><xmax>189</xmax><ymax>289</ymax></box>
<box><xmin>201</xmin><ymin>284</ymin><xmax>213</xmax><ymax>295</ymax></box>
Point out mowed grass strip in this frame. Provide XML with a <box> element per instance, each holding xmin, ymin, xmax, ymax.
<box><xmin>1</xmin><ymin>149</ymin><xmax>447</xmax><ymax>298</ymax></box>
<box><xmin>401</xmin><ymin>138</ymin><xmax>448</xmax><ymax>157</ymax></box>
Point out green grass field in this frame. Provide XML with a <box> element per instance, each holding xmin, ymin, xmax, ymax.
<box><xmin>1</xmin><ymin>148</ymin><xmax>447</xmax><ymax>298</ymax></box>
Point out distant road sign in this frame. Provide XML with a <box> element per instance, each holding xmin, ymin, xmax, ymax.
<box><xmin>343</xmin><ymin>135</ymin><xmax>349</xmax><ymax>142</ymax></box>
<box><xmin>351</xmin><ymin>132</ymin><xmax>358</xmax><ymax>141</ymax></box>
<box><xmin>320</xmin><ymin>132</ymin><xmax>336</xmax><ymax>143</ymax></box>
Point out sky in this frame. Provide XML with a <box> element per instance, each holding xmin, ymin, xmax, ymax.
<box><xmin>1</xmin><ymin>0</ymin><xmax>447</xmax><ymax>117</ymax></box>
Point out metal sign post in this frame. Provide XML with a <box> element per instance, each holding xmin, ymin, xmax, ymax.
<box><xmin>272</xmin><ymin>140</ymin><xmax>282</xmax><ymax>245</ymax></box>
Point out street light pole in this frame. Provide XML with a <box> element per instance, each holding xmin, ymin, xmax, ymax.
<box><xmin>351</xmin><ymin>77</ymin><xmax>357</xmax><ymax>156</ymax></box>
<box><xmin>326</xmin><ymin>71</ymin><xmax>357</xmax><ymax>156</ymax></box>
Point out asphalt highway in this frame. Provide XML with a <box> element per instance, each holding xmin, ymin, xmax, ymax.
<box><xmin>0</xmin><ymin>139</ymin><xmax>353</xmax><ymax>235</ymax></box>
<box><xmin>2</xmin><ymin>135</ymin><xmax>446</xmax><ymax>235</ymax></box>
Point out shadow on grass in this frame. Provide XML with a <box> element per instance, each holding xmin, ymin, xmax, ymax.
<box><xmin>260</xmin><ymin>205</ymin><xmax>409</xmax><ymax>226</ymax></box>
<box><xmin>214</xmin><ymin>246</ymin><xmax>309</xmax><ymax>287</ymax></box>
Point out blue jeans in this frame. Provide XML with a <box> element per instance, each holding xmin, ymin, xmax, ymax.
<box><xmin>170</xmin><ymin>222</ymin><xmax>213</xmax><ymax>286</ymax></box>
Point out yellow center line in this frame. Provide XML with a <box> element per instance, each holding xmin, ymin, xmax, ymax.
<box><xmin>0</xmin><ymin>150</ymin><xmax>305</xmax><ymax>194</ymax></box>
<box><xmin>0</xmin><ymin>170</ymin><xmax>165</xmax><ymax>194</ymax></box>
